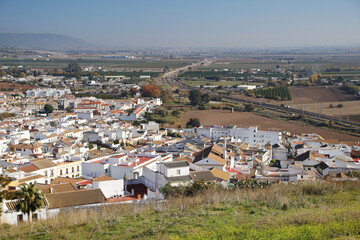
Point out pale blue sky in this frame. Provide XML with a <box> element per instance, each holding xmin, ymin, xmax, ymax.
<box><xmin>1</xmin><ymin>0</ymin><xmax>360</xmax><ymax>48</ymax></box>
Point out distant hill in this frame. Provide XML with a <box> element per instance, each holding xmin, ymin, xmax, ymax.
<box><xmin>0</xmin><ymin>33</ymin><xmax>95</xmax><ymax>51</ymax></box>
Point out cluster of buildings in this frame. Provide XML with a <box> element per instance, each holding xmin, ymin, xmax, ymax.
<box><xmin>0</xmin><ymin>92</ymin><xmax>359</xmax><ymax>225</ymax></box>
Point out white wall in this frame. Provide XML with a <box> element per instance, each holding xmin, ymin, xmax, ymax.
<box><xmin>82</xmin><ymin>162</ymin><xmax>108</xmax><ymax>178</ymax></box>
<box><xmin>92</xmin><ymin>179</ymin><xmax>124</xmax><ymax>198</ymax></box>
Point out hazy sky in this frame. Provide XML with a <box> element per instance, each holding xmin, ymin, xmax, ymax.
<box><xmin>1</xmin><ymin>0</ymin><xmax>360</xmax><ymax>48</ymax></box>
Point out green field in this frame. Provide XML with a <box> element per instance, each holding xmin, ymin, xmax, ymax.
<box><xmin>254</xmin><ymin>86</ymin><xmax>292</xmax><ymax>100</ymax></box>
<box><xmin>179</xmin><ymin>71</ymin><xmax>282</xmax><ymax>78</ymax></box>
<box><xmin>199</xmin><ymin>59</ymin><xmax>360</xmax><ymax>71</ymax></box>
<box><xmin>0</xmin><ymin>58</ymin><xmax>196</xmax><ymax>69</ymax></box>
<box><xmin>99</xmin><ymin>71</ymin><xmax>161</xmax><ymax>78</ymax></box>
<box><xmin>1</xmin><ymin>181</ymin><xmax>359</xmax><ymax>240</ymax></box>
<box><xmin>182</xmin><ymin>80</ymin><xmax>260</xmax><ymax>87</ymax></box>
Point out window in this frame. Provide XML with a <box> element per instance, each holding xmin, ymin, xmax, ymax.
<box><xmin>32</xmin><ymin>213</ymin><xmax>38</xmax><ymax>220</ymax></box>
<box><xmin>77</xmin><ymin>166</ymin><xmax>80</xmax><ymax>172</ymax></box>
<box><xmin>60</xmin><ymin>170</ymin><xmax>63</xmax><ymax>175</ymax></box>
<box><xmin>72</xmin><ymin>167</ymin><xmax>74</xmax><ymax>173</ymax></box>
<box><xmin>50</xmin><ymin>170</ymin><xmax>54</xmax><ymax>177</ymax></box>
<box><xmin>66</xmin><ymin>168</ymin><xmax>68</xmax><ymax>174</ymax></box>
<box><xmin>44</xmin><ymin>171</ymin><xmax>48</xmax><ymax>177</ymax></box>
<box><xmin>177</xmin><ymin>170</ymin><xmax>181</xmax><ymax>175</ymax></box>
<box><xmin>45</xmin><ymin>180</ymin><xmax>48</xmax><ymax>184</ymax></box>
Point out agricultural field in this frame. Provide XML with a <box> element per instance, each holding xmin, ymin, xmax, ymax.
<box><xmin>182</xmin><ymin>80</ymin><xmax>259</xmax><ymax>87</ymax></box>
<box><xmin>98</xmin><ymin>71</ymin><xmax>161</xmax><ymax>78</ymax></box>
<box><xmin>180</xmin><ymin>110</ymin><xmax>360</xmax><ymax>141</ymax></box>
<box><xmin>178</xmin><ymin>70</ymin><xmax>282</xmax><ymax>78</ymax></box>
<box><xmin>288</xmin><ymin>86</ymin><xmax>359</xmax><ymax>104</ymax></box>
<box><xmin>0</xmin><ymin>58</ymin><xmax>197</xmax><ymax>70</ymax></box>
<box><xmin>254</xmin><ymin>86</ymin><xmax>292</xmax><ymax>101</ymax></box>
<box><xmin>290</xmin><ymin>100</ymin><xmax>360</xmax><ymax>122</ymax></box>
<box><xmin>198</xmin><ymin>58</ymin><xmax>360</xmax><ymax>72</ymax></box>
<box><xmin>197</xmin><ymin>59</ymin><xmax>287</xmax><ymax>70</ymax></box>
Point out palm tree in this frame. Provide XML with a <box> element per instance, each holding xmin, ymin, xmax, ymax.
<box><xmin>15</xmin><ymin>183</ymin><xmax>44</xmax><ymax>222</ymax></box>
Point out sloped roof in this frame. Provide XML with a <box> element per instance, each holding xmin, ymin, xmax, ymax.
<box><xmin>18</xmin><ymin>164</ymin><xmax>39</xmax><ymax>173</ymax></box>
<box><xmin>51</xmin><ymin>177</ymin><xmax>84</xmax><ymax>186</ymax></box>
<box><xmin>36</xmin><ymin>183</ymin><xmax>76</xmax><ymax>194</ymax></box>
<box><xmin>92</xmin><ymin>175</ymin><xmax>114</xmax><ymax>182</ymax></box>
<box><xmin>164</xmin><ymin>161</ymin><xmax>189</xmax><ymax>169</ymax></box>
<box><xmin>45</xmin><ymin>189</ymin><xmax>106</xmax><ymax>209</ymax></box>
<box><xmin>318</xmin><ymin>162</ymin><xmax>329</xmax><ymax>170</ymax></box>
<box><xmin>193</xmin><ymin>145</ymin><xmax>227</xmax><ymax>166</ymax></box>
<box><xmin>211</xmin><ymin>167</ymin><xmax>230</xmax><ymax>181</ymax></box>
<box><xmin>31</xmin><ymin>159</ymin><xmax>56</xmax><ymax>169</ymax></box>
<box><xmin>168</xmin><ymin>175</ymin><xmax>192</xmax><ymax>182</ymax></box>
<box><xmin>190</xmin><ymin>171</ymin><xmax>217</xmax><ymax>182</ymax></box>
<box><xmin>18</xmin><ymin>174</ymin><xmax>44</xmax><ymax>183</ymax></box>
<box><xmin>174</xmin><ymin>156</ymin><xmax>193</xmax><ymax>164</ymax></box>
<box><xmin>295</xmin><ymin>151</ymin><xmax>311</xmax><ymax>161</ymax></box>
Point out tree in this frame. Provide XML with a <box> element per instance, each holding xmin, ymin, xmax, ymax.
<box><xmin>15</xmin><ymin>183</ymin><xmax>44</xmax><ymax>221</ymax></box>
<box><xmin>140</xmin><ymin>85</ymin><xmax>161</xmax><ymax>98</ymax></box>
<box><xmin>337</xmin><ymin>104</ymin><xmax>343</xmax><ymax>108</ymax></box>
<box><xmin>189</xmin><ymin>89</ymin><xmax>202</xmax><ymax>106</ymax></box>
<box><xmin>161</xmin><ymin>90</ymin><xmax>174</xmax><ymax>103</ymax></box>
<box><xmin>44</xmin><ymin>104</ymin><xmax>54</xmax><ymax>115</ymax></box>
<box><xmin>66</xmin><ymin>106</ymin><xmax>72</xmax><ymax>113</ymax></box>
<box><xmin>201</xmin><ymin>94</ymin><xmax>210</xmax><ymax>105</ymax></box>
<box><xmin>0</xmin><ymin>175</ymin><xmax>12</xmax><ymax>211</ymax></box>
<box><xmin>186</xmin><ymin>118</ymin><xmax>200</xmax><ymax>128</ymax></box>
<box><xmin>65</xmin><ymin>63</ymin><xmax>82</xmax><ymax>73</ymax></box>
<box><xmin>244</xmin><ymin>103</ymin><xmax>255</xmax><ymax>112</ymax></box>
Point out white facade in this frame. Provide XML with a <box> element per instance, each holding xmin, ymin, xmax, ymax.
<box><xmin>26</xmin><ymin>88</ymin><xmax>71</xmax><ymax>98</ymax></box>
<box><xmin>92</xmin><ymin>179</ymin><xmax>124</xmax><ymax>198</ymax></box>
<box><xmin>197</xmin><ymin>126</ymin><xmax>281</xmax><ymax>145</ymax></box>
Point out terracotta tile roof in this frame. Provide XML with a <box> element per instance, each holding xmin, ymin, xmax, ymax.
<box><xmin>18</xmin><ymin>174</ymin><xmax>44</xmax><ymax>183</ymax></box>
<box><xmin>36</xmin><ymin>183</ymin><xmax>76</xmax><ymax>194</ymax></box>
<box><xmin>17</xmin><ymin>164</ymin><xmax>39</xmax><ymax>173</ymax></box>
<box><xmin>45</xmin><ymin>189</ymin><xmax>106</xmax><ymax>209</ymax></box>
<box><xmin>211</xmin><ymin>167</ymin><xmax>230</xmax><ymax>181</ymax></box>
<box><xmin>190</xmin><ymin>171</ymin><xmax>217</xmax><ymax>182</ymax></box>
<box><xmin>92</xmin><ymin>175</ymin><xmax>114</xmax><ymax>182</ymax></box>
<box><xmin>31</xmin><ymin>159</ymin><xmax>56</xmax><ymax>169</ymax></box>
<box><xmin>51</xmin><ymin>177</ymin><xmax>84</xmax><ymax>187</ymax></box>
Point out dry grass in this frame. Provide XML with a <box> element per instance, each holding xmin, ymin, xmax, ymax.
<box><xmin>0</xmin><ymin>181</ymin><xmax>359</xmax><ymax>239</ymax></box>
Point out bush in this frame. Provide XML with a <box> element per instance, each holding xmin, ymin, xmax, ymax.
<box><xmin>160</xmin><ymin>181</ymin><xmax>214</xmax><ymax>198</ymax></box>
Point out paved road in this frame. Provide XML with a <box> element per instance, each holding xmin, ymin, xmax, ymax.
<box><xmin>162</xmin><ymin>58</ymin><xmax>212</xmax><ymax>86</ymax></box>
<box><xmin>163</xmin><ymin>62</ymin><xmax>360</xmax><ymax>128</ymax></box>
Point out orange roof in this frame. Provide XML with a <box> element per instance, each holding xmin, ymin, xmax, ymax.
<box><xmin>18</xmin><ymin>164</ymin><xmax>39</xmax><ymax>173</ymax></box>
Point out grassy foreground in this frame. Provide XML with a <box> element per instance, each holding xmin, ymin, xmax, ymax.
<box><xmin>1</xmin><ymin>181</ymin><xmax>359</xmax><ymax>239</ymax></box>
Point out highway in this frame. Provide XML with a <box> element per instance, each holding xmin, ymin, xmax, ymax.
<box><xmin>162</xmin><ymin>62</ymin><xmax>360</xmax><ymax>128</ymax></box>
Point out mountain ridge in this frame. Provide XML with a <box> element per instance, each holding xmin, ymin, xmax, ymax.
<box><xmin>0</xmin><ymin>33</ymin><xmax>96</xmax><ymax>51</ymax></box>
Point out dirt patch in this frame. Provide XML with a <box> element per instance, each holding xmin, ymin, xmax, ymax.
<box><xmin>0</xmin><ymin>81</ymin><xmax>35</xmax><ymax>91</ymax></box>
<box><xmin>288</xmin><ymin>86</ymin><xmax>358</xmax><ymax>104</ymax></box>
<box><xmin>290</xmin><ymin>100</ymin><xmax>360</xmax><ymax>117</ymax></box>
<box><xmin>180</xmin><ymin>110</ymin><xmax>360</xmax><ymax>142</ymax></box>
